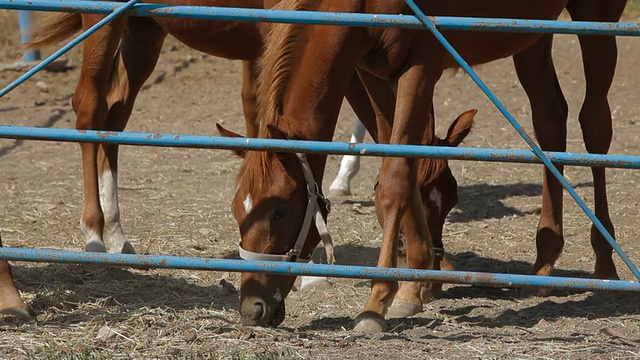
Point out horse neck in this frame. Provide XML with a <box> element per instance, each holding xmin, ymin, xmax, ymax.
<box><xmin>257</xmin><ymin>4</ymin><xmax>363</xmax><ymax>186</ymax></box>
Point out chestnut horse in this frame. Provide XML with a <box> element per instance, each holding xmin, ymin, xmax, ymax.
<box><xmin>28</xmin><ymin>0</ymin><xmax>386</xmax><ymax>256</ymax></box>
<box><xmin>232</xmin><ymin>0</ymin><xmax>626</xmax><ymax>333</ymax></box>
<box><xmin>25</xmin><ymin>0</ymin><xmax>472</xmax><ymax>305</ymax></box>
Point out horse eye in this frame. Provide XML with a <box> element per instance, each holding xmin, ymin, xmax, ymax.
<box><xmin>272</xmin><ymin>206</ymin><xmax>289</xmax><ymax>221</ymax></box>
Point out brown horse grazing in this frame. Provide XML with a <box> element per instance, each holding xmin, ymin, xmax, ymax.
<box><xmin>28</xmin><ymin>0</ymin><xmax>381</xmax><ymax>256</ymax></box>
<box><xmin>232</xmin><ymin>0</ymin><xmax>626</xmax><ymax>333</ymax></box>
<box><xmin>218</xmin><ymin>107</ymin><xmax>474</xmax><ymax>315</ymax></box>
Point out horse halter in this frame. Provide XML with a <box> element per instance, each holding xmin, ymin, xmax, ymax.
<box><xmin>238</xmin><ymin>153</ymin><xmax>332</xmax><ymax>263</ymax></box>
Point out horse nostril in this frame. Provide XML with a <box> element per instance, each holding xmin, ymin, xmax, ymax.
<box><xmin>253</xmin><ymin>300</ymin><xmax>266</xmax><ymax>320</ymax></box>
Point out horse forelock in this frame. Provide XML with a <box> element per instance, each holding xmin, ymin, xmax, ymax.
<box><xmin>418</xmin><ymin>158</ymin><xmax>449</xmax><ymax>187</ymax></box>
<box><xmin>236</xmin><ymin>0</ymin><xmax>311</xmax><ymax>195</ymax></box>
<box><xmin>418</xmin><ymin>136</ymin><xmax>450</xmax><ymax>186</ymax></box>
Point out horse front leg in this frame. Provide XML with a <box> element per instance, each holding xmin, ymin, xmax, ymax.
<box><xmin>354</xmin><ymin>54</ymin><xmax>441</xmax><ymax>333</ymax></box>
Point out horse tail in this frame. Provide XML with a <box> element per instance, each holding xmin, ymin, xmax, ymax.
<box><xmin>26</xmin><ymin>13</ymin><xmax>82</xmax><ymax>49</ymax></box>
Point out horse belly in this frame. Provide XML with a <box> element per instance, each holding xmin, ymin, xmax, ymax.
<box><xmin>148</xmin><ymin>0</ymin><xmax>265</xmax><ymax>60</ymax></box>
<box><xmin>360</xmin><ymin>0</ymin><xmax>568</xmax><ymax>75</ymax></box>
<box><xmin>155</xmin><ymin>19</ymin><xmax>264</xmax><ymax>60</ymax></box>
<box><xmin>424</xmin><ymin>0</ymin><xmax>567</xmax><ymax>67</ymax></box>
<box><xmin>442</xmin><ymin>32</ymin><xmax>545</xmax><ymax>69</ymax></box>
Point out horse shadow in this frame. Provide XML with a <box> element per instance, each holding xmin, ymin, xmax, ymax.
<box><xmin>0</xmin><ymin>108</ymin><xmax>70</xmax><ymax>158</ymax></box>
<box><xmin>334</xmin><ymin>181</ymin><xmax>593</xmax><ymax>225</ymax></box>
<box><xmin>334</xmin><ymin>244</ymin><xmax>592</xmax><ymax>294</ymax></box>
<box><xmin>297</xmin><ymin>243</ymin><xmax>638</xmax><ymax>334</ymax></box>
<box><xmin>8</xmin><ymin>262</ymin><xmax>237</xmax><ymax>326</ymax></box>
<box><xmin>453</xmin><ymin>181</ymin><xmax>595</xmax><ymax>223</ymax></box>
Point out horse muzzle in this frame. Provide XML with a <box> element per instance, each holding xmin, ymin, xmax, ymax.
<box><xmin>239</xmin><ymin>296</ymin><xmax>286</xmax><ymax>327</ymax></box>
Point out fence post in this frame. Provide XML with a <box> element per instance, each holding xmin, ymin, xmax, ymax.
<box><xmin>18</xmin><ymin>10</ymin><xmax>41</xmax><ymax>62</ymax></box>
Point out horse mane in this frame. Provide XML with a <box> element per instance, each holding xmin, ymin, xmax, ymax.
<box><xmin>236</xmin><ymin>0</ymin><xmax>311</xmax><ymax>193</ymax></box>
<box><xmin>418</xmin><ymin>157</ymin><xmax>448</xmax><ymax>187</ymax></box>
<box><xmin>417</xmin><ymin>129</ymin><xmax>449</xmax><ymax>186</ymax></box>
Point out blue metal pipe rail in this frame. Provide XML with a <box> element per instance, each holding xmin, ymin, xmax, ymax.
<box><xmin>0</xmin><ymin>1</ymin><xmax>638</xmax><ymax>291</ymax></box>
<box><xmin>2</xmin><ymin>125</ymin><xmax>640</xmax><ymax>169</ymax></box>
<box><xmin>2</xmin><ymin>0</ymin><xmax>640</xmax><ymax>36</ymax></box>
<box><xmin>0</xmin><ymin>247</ymin><xmax>638</xmax><ymax>293</ymax></box>
<box><xmin>18</xmin><ymin>11</ymin><xmax>41</xmax><ymax>62</ymax></box>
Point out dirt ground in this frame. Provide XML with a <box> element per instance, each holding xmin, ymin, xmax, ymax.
<box><xmin>0</xmin><ymin>10</ymin><xmax>640</xmax><ymax>360</ymax></box>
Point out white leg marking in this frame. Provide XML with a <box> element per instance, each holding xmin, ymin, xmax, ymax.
<box><xmin>99</xmin><ymin>170</ymin><xmax>135</xmax><ymax>254</ymax></box>
<box><xmin>299</xmin><ymin>261</ymin><xmax>332</xmax><ymax>291</ymax></box>
<box><xmin>329</xmin><ymin>120</ymin><xmax>366</xmax><ymax>197</ymax></box>
<box><xmin>82</xmin><ymin>222</ymin><xmax>106</xmax><ymax>253</ymax></box>
<box><xmin>429</xmin><ymin>188</ymin><xmax>442</xmax><ymax>214</ymax></box>
<box><xmin>243</xmin><ymin>194</ymin><xmax>253</xmax><ymax>213</ymax></box>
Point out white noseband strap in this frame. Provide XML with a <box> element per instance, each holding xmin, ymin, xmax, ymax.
<box><xmin>238</xmin><ymin>153</ymin><xmax>332</xmax><ymax>263</ymax></box>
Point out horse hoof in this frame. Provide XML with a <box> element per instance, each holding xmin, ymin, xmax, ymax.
<box><xmin>118</xmin><ymin>241</ymin><xmax>136</xmax><ymax>255</ymax></box>
<box><xmin>353</xmin><ymin>314</ymin><xmax>387</xmax><ymax>333</ymax></box>
<box><xmin>328</xmin><ymin>187</ymin><xmax>352</xmax><ymax>198</ymax></box>
<box><xmin>0</xmin><ymin>306</ymin><xmax>34</xmax><ymax>321</ymax></box>
<box><xmin>85</xmin><ymin>241</ymin><xmax>106</xmax><ymax>253</ymax></box>
<box><xmin>299</xmin><ymin>276</ymin><xmax>333</xmax><ymax>292</ymax></box>
<box><xmin>387</xmin><ymin>300</ymin><xmax>422</xmax><ymax>318</ymax></box>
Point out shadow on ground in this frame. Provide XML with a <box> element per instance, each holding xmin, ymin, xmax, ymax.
<box><xmin>8</xmin><ymin>263</ymin><xmax>236</xmax><ymax>325</ymax></box>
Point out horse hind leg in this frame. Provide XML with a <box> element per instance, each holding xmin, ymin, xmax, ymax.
<box><xmin>97</xmin><ymin>17</ymin><xmax>167</xmax><ymax>254</ymax></box>
<box><xmin>513</xmin><ymin>34</ymin><xmax>569</xmax><ymax>285</ymax></box>
<box><xmin>567</xmin><ymin>0</ymin><xmax>626</xmax><ymax>280</ymax></box>
<box><xmin>330</xmin><ymin>71</ymin><xmax>380</xmax><ymax>197</ymax></box>
<box><xmin>576</xmin><ymin>36</ymin><xmax>618</xmax><ymax>280</ymax></box>
<box><xmin>329</xmin><ymin>120</ymin><xmax>366</xmax><ymax>197</ymax></box>
<box><xmin>73</xmin><ymin>14</ymin><xmax>128</xmax><ymax>253</ymax></box>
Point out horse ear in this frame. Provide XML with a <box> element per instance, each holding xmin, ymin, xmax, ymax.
<box><xmin>215</xmin><ymin>123</ymin><xmax>247</xmax><ymax>158</ymax></box>
<box><xmin>444</xmin><ymin>109</ymin><xmax>476</xmax><ymax>147</ymax></box>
